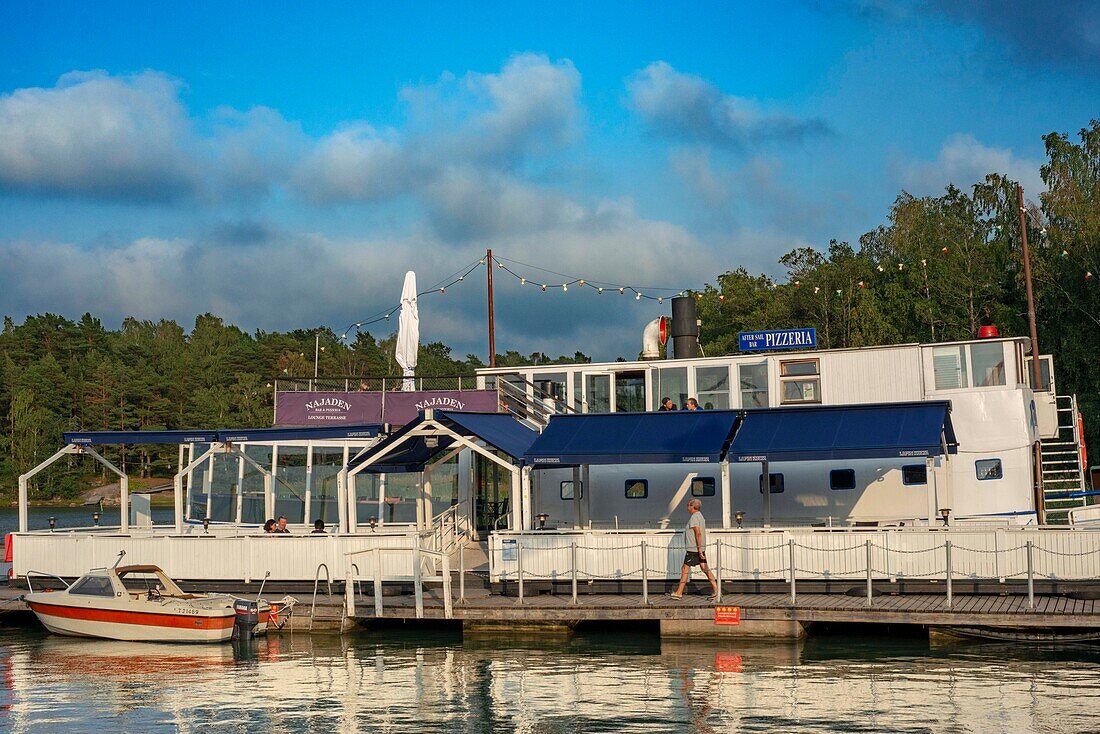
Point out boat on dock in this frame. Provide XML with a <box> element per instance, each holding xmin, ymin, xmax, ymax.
<box><xmin>24</xmin><ymin>559</ymin><xmax>237</xmax><ymax>643</ymax></box>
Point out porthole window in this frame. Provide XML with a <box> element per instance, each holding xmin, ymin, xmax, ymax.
<box><xmin>691</xmin><ymin>477</ymin><xmax>716</xmax><ymax>497</ymax></box>
<box><xmin>830</xmin><ymin>469</ymin><xmax>856</xmax><ymax>491</ymax></box>
<box><xmin>625</xmin><ymin>479</ymin><xmax>649</xmax><ymax>499</ymax></box>
<box><xmin>758</xmin><ymin>473</ymin><xmax>785</xmax><ymax>494</ymax></box>
<box><xmin>560</xmin><ymin>481</ymin><xmax>583</xmax><ymax>500</ymax></box>
<box><xmin>902</xmin><ymin>464</ymin><xmax>927</xmax><ymax>486</ymax></box>
<box><xmin>976</xmin><ymin>459</ymin><xmax>1003</xmax><ymax>481</ymax></box>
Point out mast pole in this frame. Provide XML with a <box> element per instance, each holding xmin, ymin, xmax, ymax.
<box><xmin>487</xmin><ymin>248</ymin><xmax>496</xmax><ymax>367</ymax></box>
<box><xmin>1018</xmin><ymin>185</ymin><xmax>1042</xmax><ymax>389</ymax></box>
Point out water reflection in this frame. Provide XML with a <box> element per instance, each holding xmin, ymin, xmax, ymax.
<box><xmin>1</xmin><ymin>626</ymin><xmax>1098</xmax><ymax>733</ymax></box>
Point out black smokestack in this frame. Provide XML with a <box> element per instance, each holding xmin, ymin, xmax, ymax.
<box><xmin>670</xmin><ymin>296</ymin><xmax>700</xmax><ymax>359</ymax></box>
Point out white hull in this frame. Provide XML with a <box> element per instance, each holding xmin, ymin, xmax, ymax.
<box><xmin>30</xmin><ymin>604</ymin><xmax>234</xmax><ymax>643</ymax></box>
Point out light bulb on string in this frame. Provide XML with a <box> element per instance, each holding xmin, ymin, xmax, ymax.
<box><xmin>439</xmin><ymin>287</ymin><xmax>445</xmax><ymax>294</ymax></box>
<box><xmin>520</xmin><ymin>277</ymin><xmax>526</xmax><ymax>285</ymax></box>
<box><xmin>876</xmin><ymin>265</ymin><xmax>884</xmax><ymax>273</ymax></box>
<box><xmin>619</xmin><ymin>288</ymin><xmax>625</xmax><ymax>294</ymax></box>
<box><xmin>479</xmin><ymin>258</ymin><xmax>485</xmax><ymax>265</ymax></box>
<box><xmin>579</xmin><ymin>279</ymin><xmax>586</xmax><ymax>286</ymax></box>
<box><xmin>562</xmin><ymin>284</ymin><xmax>568</xmax><ymax>292</ymax></box>
<box><xmin>541</xmin><ymin>284</ymin><xmax>547</xmax><ymax>292</ymax></box>
<box><xmin>635</xmin><ymin>293</ymin><xmax>642</xmax><ymax>300</ymax></box>
<box><xmin>658</xmin><ymin>297</ymin><xmax>664</xmax><ymax>304</ymax></box>
<box><xmin>597</xmin><ymin>288</ymin><xmax>604</xmax><ymax>294</ymax></box>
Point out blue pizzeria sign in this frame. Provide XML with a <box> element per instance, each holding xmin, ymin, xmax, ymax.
<box><xmin>739</xmin><ymin>328</ymin><xmax>817</xmax><ymax>352</ymax></box>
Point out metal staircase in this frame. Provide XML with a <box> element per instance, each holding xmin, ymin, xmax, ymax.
<box><xmin>1040</xmin><ymin>394</ymin><xmax>1089</xmax><ymax>523</ymax></box>
<box><xmin>496</xmin><ymin>376</ymin><xmax>577</xmax><ymax>431</ymax></box>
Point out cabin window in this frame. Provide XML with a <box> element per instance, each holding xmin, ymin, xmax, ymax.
<box><xmin>655</xmin><ymin>366</ymin><xmax>688</xmax><ymax>412</ymax></box>
<box><xmin>69</xmin><ymin>575</ymin><xmax>116</xmax><ymax>597</ymax></box>
<box><xmin>560</xmin><ymin>481</ymin><xmax>583</xmax><ymax>500</ymax></box>
<box><xmin>830</xmin><ymin>469</ymin><xmax>856</xmax><ymax>490</ymax></box>
<box><xmin>779</xmin><ymin>359</ymin><xmax>820</xmax><ymax>404</ymax></box>
<box><xmin>758</xmin><ymin>473</ymin><xmax>785</xmax><ymax>494</ymax></box>
<box><xmin>976</xmin><ymin>458</ymin><xmax>1003</xmax><ymax>481</ymax></box>
<box><xmin>615</xmin><ymin>371</ymin><xmax>647</xmax><ymax>412</ymax></box>
<box><xmin>902</xmin><ymin>464</ymin><xmax>927</xmax><ymax>485</ymax></box>
<box><xmin>691</xmin><ymin>477</ymin><xmax>716</xmax><ymax>497</ymax></box>
<box><xmin>695</xmin><ymin>366</ymin><xmax>731</xmax><ymax>410</ymax></box>
<box><xmin>971</xmin><ymin>342</ymin><xmax>1006</xmax><ymax>387</ymax></box>
<box><xmin>625</xmin><ymin>479</ymin><xmax>649</xmax><ymax>499</ymax></box>
<box><xmin>739</xmin><ymin>363</ymin><xmax>769</xmax><ymax>408</ymax></box>
<box><xmin>932</xmin><ymin>346</ymin><xmax>968</xmax><ymax>390</ymax></box>
<box><xmin>1025</xmin><ymin>356</ymin><xmax>1053</xmax><ymax>392</ymax></box>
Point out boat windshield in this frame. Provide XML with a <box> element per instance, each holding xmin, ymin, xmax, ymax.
<box><xmin>116</xmin><ymin>567</ymin><xmax>187</xmax><ymax>597</ymax></box>
<box><xmin>68</xmin><ymin>575</ymin><xmax>116</xmax><ymax>597</ymax></box>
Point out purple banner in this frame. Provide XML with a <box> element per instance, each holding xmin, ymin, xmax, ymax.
<box><xmin>382</xmin><ymin>390</ymin><xmax>501</xmax><ymax>425</ymax></box>
<box><xmin>274</xmin><ymin>390</ymin><xmax>499</xmax><ymax>426</ymax></box>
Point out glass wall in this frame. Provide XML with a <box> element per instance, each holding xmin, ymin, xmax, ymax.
<box><xmin>739</xmin><ymin>363</ymin><xmax>769</xmax><ymax>407</ymax></box>
<box><xmin>207</xmin><ymin>453</ymin><xmax>238</xmax><ymax>522</ymax></box>
<box><xmin>186</xmin><ymin>443</ymin><xmax>210</xmax><ymax>521</ymax></box>
<box><xmin>585</xmin><ymin>374</ymin><xmax>611</xmax><ymax>413</ymax></box>
<box><xmin>695</xmin><ymin>366</ymin><xmax>731</xmax><ymax>409</ymax></box>
<box><xmin>615</xmin><ymin>371</ymin><xmax>646</xmax><ymax>412</ymax></box>
<box><xmin>240</xmin><ymin>445</ymin><xmax>270</xmax><ymax>524</ymax></box>
<box><xmin>970</xmin><ymin>342</ymin><xmax>1006</xmax><ymax>387</ymax></box>
<box><xmin>655</xmin><ymin>367</ymin><xmax>688</xmax><ymax>411</ymax></box>
<box><xmin>354</xmin><ymin>473</ymin><xmax>382</xmax><ymax>526</ymax></box>
<box><xmin>274</xmin><ymin>445</ymin><xmax>308</xmax><ymax>523</ymax></box>
<box><xmin>311</xmin><ymin>447</ymin><xmax>344</xmax><ymax>525</ymax></box>
<box><xmin>383</xmin><ymin>473</ymin><xmax>419</xmax><ymax>524</ymax></box>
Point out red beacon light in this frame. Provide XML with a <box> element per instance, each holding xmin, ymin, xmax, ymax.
<box><xmin>978</xmin><ymin>324</ymin><xmax>1000</xmax><ymax>339</ymax></box>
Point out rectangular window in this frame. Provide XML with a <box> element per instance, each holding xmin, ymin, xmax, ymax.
<box><xmin>779</xmin><ymin>359</ymin><xmax>820</xmax><ymax>404</ymax></box>
<box><xmin>625</xmin><ymin>479</ymin><xmax>649</xmax><ymax>499</ymax></box>
<box><xmin>970</xmin><ymin>342</ymin><xmax>1006</xmax><ymax>387</ymax></box>
<box><xmin>656</xmin><ymin>366</ymin><xmax>688</xmax><ymax>412</ymax></box>
<box><xmin>69</xmin><ymin>575</ymin><xmax>115</xmax><ymax>597</ymax></box>
<box><xmin>560</xmin><ymin>481</ymin><xmax>583</xmax><ymax>500</ymax></box>
<box><xmin>932</xmin><ymin>346</ymin><xmax>968</xmax><ymax>390</ymax></box>
<box><xmin>758</xmin><ymin>473</ymin><xmax>785</xmax><ymax>494</ymax></box>
<box><xmin>695</xmin><ymin>366</ymin><xmax>731</xmax><ymax>410</ymax></box>
<box><xmin>902</xmin><ymin>464</ymin><xmax>928</xmax><ymax>485</ymax></box>
<box><xmin>830</xmin><ymin>469</ymin><xmax>856</xmax><ymax>490</ymax></box>
<box><xmin>1025</xmin><ymin>356</ymin><xmax>1053</xmax><ymax>392</ymax></box>
<box><xmin>976</xmin><ymin>458</ymin><xmax>1003</xmax><ymax>481</ymax></box>
<box><xmin>691</xmin><ymin>477</ymin><xmax>716</xmax><ymax>497</ymax></box>
<box><xmin>739</xmin><ymin>363</ymin><xmax>769</xmax><ymax>408</ymax></box>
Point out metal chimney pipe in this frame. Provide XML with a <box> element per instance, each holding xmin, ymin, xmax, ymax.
<box><xmin>670</xmin><ymin>296</ymin><xmax>700</xmax><ymax>359</ymax></box>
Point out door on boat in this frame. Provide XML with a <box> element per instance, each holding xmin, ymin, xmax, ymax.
<box><xmin>474</xmin><ymin>453</ymin><xmax>511</xmax><ymax>533</ymax></box>
<box><xmin>580</xmin><ymin>370</ymin><xmax>648</xmax><ymax>413</ymax></box>
<box><xmin>581</xmin><ymin>372</ymin><xmax>613</xmax><ymax>413</ymax></box>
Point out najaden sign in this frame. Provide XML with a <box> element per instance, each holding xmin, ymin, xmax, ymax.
<box><xmin>738</xmin><ymin>328</ymin><xmax>817</xmax><ymax>352</ymax></box>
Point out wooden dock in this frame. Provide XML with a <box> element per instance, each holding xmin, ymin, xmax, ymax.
<box><xmin>351</xmin><ymin>587</ymin><xmax>1100</xmax><ymax>630</ymax></box>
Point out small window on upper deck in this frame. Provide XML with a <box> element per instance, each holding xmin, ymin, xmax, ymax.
<box><xmin>560</xmin><ymin>481</ymin><xmax>583</xmax><ymax>500</ymax></box>
<box><xmin>976</xmin><ymin>458</ymin><xmax>1003</xmax><ymax>480</ymax></box>
<box><xmin>830</xmin><ymin>469</ymin><xmax>856</xmax><ymax>490</ymax></box>
<box><xmin>758</xmin><ymin>473</ymin><xmax>785</xmax><ymax>494</ymax></box>
<box><xmin>625</xmin><ymin>480</ymin><xmax>649</xmax><ymax>499</ymax></box>
<box><xmin>932</xmin><ymin>346</ymin><xmax>968</xmax><ymax>390</ymax></box>
<box><xmin>779</xmin><ymin>359</ymin><xmax>820</xmax><ymax>404</ymax></box>
<box><xmin>971</xmin><ymin>342</ymin><xmax>1006</xmax><ymax>387</ymax></box>
<box><xmin>68</xmin><ymin>575</ymin><xmax>116</xmax><ymax>597</ymax></box>
<box><xmin>902</xmin><ymin>464</ymin><xmax>928</xmax><ymax>485</ymax></box>
<box><xmin>691</xmin><ymin>477</ymin><xmax>716</xmax><ymax>497</ymax></box>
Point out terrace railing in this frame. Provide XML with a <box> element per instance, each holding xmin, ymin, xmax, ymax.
<box><xmin>276</xmin><ymin>376</ymin><xmax>480</xmax><ymax>393</ymax></box>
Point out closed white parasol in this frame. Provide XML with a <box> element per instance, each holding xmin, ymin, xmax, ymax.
<box><xmin>395</xmin><ymin>270</ymin><xmax>419</xmax><ymax>391</ymax></box>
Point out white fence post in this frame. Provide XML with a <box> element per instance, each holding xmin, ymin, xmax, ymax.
<box><xmin>1026</xmin><ymin>541</ymin><xmax>1035</xmax><ymax>609</ymax></box>
<box><xmin>414</xmin><ymin>547</ymin><xmax>424</xmax><ymax>619</ymax></box>
<box><xmin>945</xmin><ymin>540</ymin><xmax>953</xmax><ymax>609</ymax></box>
<box><xmin>345</xmin><ymin>567</ymin><xmax>356</xmax><ymax>618</ymax></box>
<box><xmin>865</xmin><ymin>539</ymin><xmax>873</xmax><ymax>607</ymax></box>
<box><xmin>442</xmin><ymin>552</ymin><xmax>453</xmax><ymax>619</ymax></box>
<box><xmin>641</xmin><ymin>540</ymin><xmax>648</xmax><ymax>605</ymax></box>
<box><xmin>517</xmin><ymin>542</ymin><xmax>524</xmax><ymax>605</ymax></box>
<box><xmin>788</xmin><ymin>539</ymin><xmax>796</xmax><ymax>604</ymax></box>
<box><xmin>571</xmin><ymin>542</ymin><xmax>578</xmax><ymax>605</ymax></box>
<box><xmin>714</xmin><ymin>540</ymin><xmax>723</xmax><ymax>604</ymax></box>
<box><xmin>458</xmin><ymin>541</ymin><xmax>465</xmax><ymax>604</ymax></box>
<box><xmin>373</xmin><ymin>548</ymin><xmax>383</xmax><ymax>618</ymax></box>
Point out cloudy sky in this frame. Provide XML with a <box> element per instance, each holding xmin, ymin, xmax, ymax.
<box><xmin>0</xmin><ymin>2</ymin><xmax>1096</xmax><ymax>360</ymax></box>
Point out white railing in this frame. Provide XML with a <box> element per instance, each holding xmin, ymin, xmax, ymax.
<box><xmin>488</xmin><ymin>527</ymin><xmax>1100</xmax><ymax>608</ymax></box>
<box><xmin>10</xmin><ymin>530</ymin><xmax>419</xmax><ymax>582</ymax></box>
<box><xmin>344</xmin><ymin>545</ymin><xmax>453</xmax><ymax>620</ymax></box>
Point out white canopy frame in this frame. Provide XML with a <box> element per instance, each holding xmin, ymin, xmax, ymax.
<box><xmin>340</xmin><ymin>414</ymin><xmax>526</xmax><ymax>536</ymax></box>
<box><xmin>174</xmin><ymin>443</ymin><xmax>275</xmax><ymax>534</ymax></box>
<box><xmin>18</xmin><ymin>444</ymin><xmax>130</xmax><ymax>533</ymax></box>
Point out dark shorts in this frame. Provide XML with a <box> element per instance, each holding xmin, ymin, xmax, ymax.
<box><xmin>684</xmin><ymin>552</ymin><xmax>706</xmax><ymax>567</ymax></box>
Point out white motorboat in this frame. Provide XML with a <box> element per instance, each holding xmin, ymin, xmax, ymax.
<box><xmin>24</xmin><ymin>559</ymin><xmax>236</xmax><ymax>643</ymax></box>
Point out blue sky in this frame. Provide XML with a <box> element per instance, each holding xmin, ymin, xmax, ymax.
<box><xmin>0</xmin><ymin>1</ymin><xmax>1096</xmax><ymax>360</ymax></box>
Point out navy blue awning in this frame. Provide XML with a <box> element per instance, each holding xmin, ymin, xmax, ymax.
<box><xmin>727</xmin><ymin>401</ymin><xmax>956</xmax><ymax>462</ymax></box>
<box><xmin>63</xmin><ymin>424</ymin><xmax>383</xmax><ymax>445</ymax></box>
<box><xmin>350</xmin><ymin>411</ymin><xmax>537</xmax><ymax>474</ymax></box>
<box><xmin>525</xmin><ymin>410</ymin><xmax>743</xmax><ymax>467</ymax></box>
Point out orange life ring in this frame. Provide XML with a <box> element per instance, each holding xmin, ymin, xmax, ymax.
<box><xmin>1079</xmin><ymin>412</ymin><xmax>1088</xmax><ymax>469</ymax></box>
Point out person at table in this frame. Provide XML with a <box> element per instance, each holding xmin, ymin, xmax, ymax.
<box><xmin>263</xmin><ymin>519</ymin><xmax>276</xmax><ymax>534</ymax></box>
<box><xmin>275</xmin><ymin>516</ymin><xmax>291</xmax><ymax>534</ymax></box>
<box><xmin>312</xmin><ymin>519</ymin><xmax>326</xmax><ymax>534</ymax></box>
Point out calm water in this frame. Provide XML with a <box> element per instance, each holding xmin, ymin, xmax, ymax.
<box><xmin>0</xmin><ymin>625</ymin><xmax>1098</xmax><ymax>733</ymax></box>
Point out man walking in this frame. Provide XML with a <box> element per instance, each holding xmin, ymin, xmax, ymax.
<box><xmin>667</xmin><ymin>498</ymin><xmax>719</xmax><ymax>601</ymax></box>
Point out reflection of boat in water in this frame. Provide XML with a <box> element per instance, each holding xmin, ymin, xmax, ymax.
<box><xmin>24</xmin><ymin>560</ymin><xmax>236</xmax><ymax>643</ymax></box>
<box><xmin>931</xmin><ymin>626</ymin><xmax>1100</xmax><ymax>643</ymax></box>
<box><xmin>29</xmin><ymin>636</ymin><xmax>237</xmax><ymax>677</ymax></box>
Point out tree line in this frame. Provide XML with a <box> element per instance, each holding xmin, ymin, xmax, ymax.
<box><xmin>2</xmin><ymin>120</ymin><xmax>1097</xmax><ymax>500</ymax></box>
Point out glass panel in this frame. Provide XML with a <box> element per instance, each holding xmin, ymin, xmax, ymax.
<box><xmin>780</xmin><ymin>359</ymin><xmax>819</xmax><ymax>377</ymax></box>
<box><xmin>311</xmin><ymin>447</ymin><xmax>344</xmax><ymax>526</ymax></box>
<box><xmin>781</xmin><ymin>378</ymin><xmax>820</xmax><ymax>403</ymax></box>
<box><xmin>241</xmin><ymin>445</ymin><xmax>271</xmax><ymax>524</ymax></box>
<box><xmin>560</xmin><ymin>481</ymin><xmax>583</xmax><ymax>500</ymax></box>
<box><xmin>207</xmin><ymin>453</ymin><xmax>238</xmax><ymax>522</ymax></box>
<box><xmin>932</xmin><ymin>346</ymin><xmax>967</xmax><ymax>389</ymax></box>
<box><xmin>902</xmin><ymin>465</ymin><xmax>927</xmax><ymax>485</ymax></box>
<box><xmin>585</xmin><ymin>374</ymin><xmax>611</xmax><ymax>413</ymax></box>
<box><xmin>384</xmin><ymin>473</ymin><xmax>419</xmax><ymax>523</ymax></box>
<box><xmin>739</xmin><ymin>363</ymin><xmax>769</xmax><ymax>408</ymax></box>
<box><xmin>615</xmin><ymin>372</ymin><xmax>646</xmax><ymax>412</ymax></box>
<box><xmin>428</xmin><ymin>455</ymin><xmax>460</xmax><ymax>518</ymax></box>
<box><xmin>274</xmin><ymin>445</ymin><xmax>308</xmax><ymax>523</ymax></box>
<box><xmin>758</xmin><ymin>473</ymin><xmax>785</xmax><ymax>494</ymax></box>
<box><xmin>830</xmin><ymin>469</ymin><xmax>856</xmax><ymax>490</ymax></box>
<box><xmin>976</xmin><ymin>459</ymin><xmax>1003</xmax><ymax>480</ymax></box>
<box><xmin>69</xmin><ymin>575</ymin><xmax>115</xmax><ymax>597</ymax></box>
<box><xmin>625</xmin><ymin>480</ymin><xmax>648</xmax><ymax>499</ymax></box>
<box><xmin>691</xmin><ymin>477</ymin><xmax>715</xmax><ymax>497</ymax></box>
<box><xmin>696</xmin><ymin>366</ymin><xmax>730</xmax><ymax>410</ymax></box>
<box><xmin>354</xmin><ymin>473</ymin><xmax>382</xmax><ymax>526</ymax></box>
<box><xmin>187</xmin><ymin>444</ymin><xmax>209</xmax><ymax>521</ymax></box>
<box><xmin>971</xmin><ymin>343</ymin><xmax>1006</xmax><ymax>387</ymax></box>
<box><xmin>657</xmin><ymin>367</ymin><xmax>688</xmax><ymax>411</ymax></box>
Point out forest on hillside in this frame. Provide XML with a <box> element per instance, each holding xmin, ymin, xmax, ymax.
<box><xmin>3</xmin><ymin>121</ymin><xmax>1098</xmax><ymax>500</ymax></box>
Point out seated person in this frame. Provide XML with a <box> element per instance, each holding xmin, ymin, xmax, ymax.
<box><xmin>312</xmin><ymin>519</ymin><xmax>325</xmax><ymax>534</ymax></box>
<box><xmin>263</xmin><ymin>519</ymin><xmax>276</xmax><ymax>534</ymax></box>
<box><xmin>275</xmin><ymin>516</ymin><xmax>291</xmax><ymax>534</ymax></box>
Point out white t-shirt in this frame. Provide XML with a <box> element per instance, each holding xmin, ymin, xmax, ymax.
<box><xmin>685</xmin><ymin>512</ymin><xmax>706</xmax><ymax>551</ymax></box>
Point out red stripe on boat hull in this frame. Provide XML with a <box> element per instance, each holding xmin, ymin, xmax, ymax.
<box><xmin>28</xmin><ymin>601</ymin><xmax>235</xmax><ymax>630</ymax></box>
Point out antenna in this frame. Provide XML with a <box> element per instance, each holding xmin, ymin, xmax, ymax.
<box><xmin>112</xmin><ymin>550</ymin><xmax>126</xmax><ymax>569</ymax></box>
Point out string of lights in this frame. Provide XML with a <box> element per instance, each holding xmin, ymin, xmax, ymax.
<box><xmin>491</xmin><ymin>254</ymin><xmax>693</xmax><ymax>304</ymax></box>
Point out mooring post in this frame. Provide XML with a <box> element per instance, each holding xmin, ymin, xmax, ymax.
<box><xmin>865</xmin><ymin>539</ymin><xmax>873</xmax><ymax>607</ymax></box>
<box><xmin>458</xmin><ymin>541</ymin><xmax>466</xmax><ymax>604</ymax></box>
<box><xmin>414</xmin><ymin>547</ymin><xmax>424</xmax><ymax>619</ymax></box>
<box><xmin>1026</xmin><ymin>540</ymin><xmax>1035</xmax><ymax>609</ymax></box>
<box><xmin>641</xmin><ymin>540</ymin><xmax>648</xmax><ymax>605</ymax></box>
<box><xmin>373</xmin><ymin>548</ymin><xmax>383</xmax><ymax>618</ymax></box>
<box><xmin>945</xmin><ymin>540</ymin><xmax>953</xmax><ymax>609</ymax></box>
<box><xmin>517</xmin><ymin>542</ymin><xmax>524</xmax><ymax>605</ymax></box>
<box><xmin>788</xmin><ymin>539</ymin><xmax>796</xmax><ymax>604</ymax></box>
<box><xmin>345</xmin><ymin>567</ymin><xmax>356</xmax><ymax>618</ymax></box>
<box><xmin>442</xmin><ymin>552</ymin><xmax>453</xmax><ymax>619</ymax></box>
<box><xmin>714</xmin><ymin>540</ymin><xmax>723</xmax><ymax>604</ymax></box>
<box><xmin>571</xmin><ymin>541</ymin><xmax>578</xmax><ymax>605</ymax></box>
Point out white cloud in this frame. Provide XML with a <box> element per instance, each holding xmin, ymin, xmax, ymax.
<box><xmin>0</xmin><ymin>71</ymin><xmax>200</xmax><ymax>201</ymax></box>
<box><xmin>627</xmin><ymin>61</ymin><xmax>829</xmax><ymax>149</ymax></box>
<box><xmin>894</xmin><ymin>133</ymin><xmax>1045</xmax><ymax>196</ymax></box>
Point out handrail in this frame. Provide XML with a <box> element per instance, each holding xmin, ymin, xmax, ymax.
<box><xmin>310</xmin><ymin>563</ymin><xmax>333</xmax><ymax>631</ymax></box>
<box><xmin>342</xmin><ymin>544</ymin><xmax>453</xmax><ymax>620</ymax></box>
<box><xmin>26</xmin><ymin>571</ymin><xmax>71</xmax><ymax>594</ymax></box>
